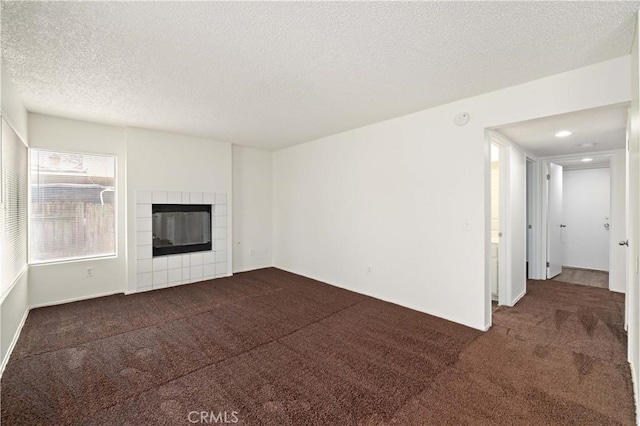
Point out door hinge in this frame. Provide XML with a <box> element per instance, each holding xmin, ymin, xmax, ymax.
<box><xmin>546</xmin><ymin>261</ymin><xmax>550</xmax><ymax>267</ymax></box>
<box><xmin>546</xmin><ymin>174</ymin><xmax>551</xmax><ymax>180</ymax></box>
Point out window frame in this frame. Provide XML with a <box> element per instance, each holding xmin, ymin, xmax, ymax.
<box><xmin>28</xmin><ymin>148</ymin><xmax>118</xmax><ymax>265</ymax></box>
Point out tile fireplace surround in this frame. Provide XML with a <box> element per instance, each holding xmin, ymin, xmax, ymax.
<box><xmin>135</xmin><ymin>190</ymin><xmax>228</xmax><ymax>292</ymax></box>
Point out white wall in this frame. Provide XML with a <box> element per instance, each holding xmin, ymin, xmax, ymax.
<box><xmin>273</xmin><ymin>55</ymin><xmax>631</xmax><ymax>331</ymax></box>
<box><xmin>27</xmin><ymin>116</ymin><xmax>235</xmax><ymax>303</ymax></box>
<box><xmin>1</xmin><ymin>270</ymin><xmax>28</xmax><ymax>371</ymax></box>
<box><xmin>126</xmin><ymin>127</ymin><xmax>232</xmax><ymax>293</ymax></box>
<box><xmin>232</xmin><ymin>145</ymin><xmax>272</xmax><ymax>272</ymax></box>
<box><xmin>28</xmin><ymin>114</ymin><xmax>128</xmax><ymax>307</ymax></box>
<box><xmin>0</xmin><ymin>63</ymin><xmax>30</xmax><ymax>373</ymax></box>
<box><xmin>562</xmin><ymin>167</ymin><xmax>611</xmax><ymax>271</ymax></box>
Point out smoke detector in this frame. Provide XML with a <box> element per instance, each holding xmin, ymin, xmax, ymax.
<box><xmin>454</xmin><ymin>112</ymin><xmax>470</xmax><ymax>126</ymax></box>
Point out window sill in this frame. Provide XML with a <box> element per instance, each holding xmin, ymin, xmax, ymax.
<box><xmin>29</xmin><ymin>254</ymin><xmax>118</xmax><ymax>267</ymax></box>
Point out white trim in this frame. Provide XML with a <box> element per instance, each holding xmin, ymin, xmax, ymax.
<box><xmin>488</xmin><ymin>131</ymin><xmax>510</xmax><ymax>307</ymax></box>
<box><xmin>29</xmin><ymin>291</ymin><xmax>123</xmax><ymax>309</ymax></box>
<box><xmin>0</xmin><ymin>307</ymin><xmax>29</xmax><ymax>378</ymax></box>
<box><xmin>124</xmin><ymin>288</ymin><xmax>155</xmax><ymax>295</ymax></box>
<box><xmin>276</xmin><ymin>266</ymin><xmax>486</xmax><ymax>331</ymax></box>
<box><xmin>483</xmin><ymin>130</ymin><xmax>493</xmax><ymax>330</ymax></box>
<box><xmin>561</xmin><ymin>265</ymin><xmax>609</xmax><ymax>272</ymax></box>
<box><xmin>233</xmin><ymin>266</ymin><xmax>271</xmax><ymax>274</ymax></box>
<box><xmin>526</xmin><ymin>157</ymin><xmax>544</xmax><ymax>280</ymax></box>
<box><xmin>29</xmin><ymin>254</ymin><xmax>117</xmax><ymax>267</ymax></box>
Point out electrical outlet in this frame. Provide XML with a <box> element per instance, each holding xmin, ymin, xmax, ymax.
<box><xmin>86</xmin><ymin>266</ymin><xmax>94</xmax><ymax>278</ymax></box>
<box><xmin>250</xmin><ymin>248</ymin><xmax>255</xmax><ymax>256</ymax></box>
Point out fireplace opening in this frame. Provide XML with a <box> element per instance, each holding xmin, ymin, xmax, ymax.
<box><xmin>152</xmin><ymin>204</ymin><xmax>212</xmax><ymax>256</ymax></box>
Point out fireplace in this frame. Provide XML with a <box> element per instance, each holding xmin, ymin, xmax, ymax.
<box><xmin>152</xmin><ymin>204</ymin><xmax>212</xmax><ymax>256</ymax></box>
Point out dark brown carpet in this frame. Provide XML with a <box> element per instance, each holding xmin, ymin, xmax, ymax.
<box><xmin>1</xmin><ymin>269</ymin><xmax>635</xmax><ymax>425</ymax></box>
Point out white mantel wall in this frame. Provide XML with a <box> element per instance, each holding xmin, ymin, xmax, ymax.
<box><xmin>273</xmin><ymin>55</ymin><xmax>632</xmax><ymax>331</ymax></box>
<box><xmin>26</xmin><ymin>115</ymin><xmax>235</xmax><ymax>304</ymax></box>
<box><xmin>126</xmin><ymin>127</ymin><xmax>232</xmax><ymax>293</ymax></box>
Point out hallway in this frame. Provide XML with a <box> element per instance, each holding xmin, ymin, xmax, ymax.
<box><xmin>484</xmin><ymin>279</ymin><xmax>631</xmax><ymax>423</ymax></box>
<box><xmin>551</xmin><ymin>267</ymin><xmax>609</xmax><ymax>289</ymax></box>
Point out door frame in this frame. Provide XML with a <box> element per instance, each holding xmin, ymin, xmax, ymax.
<box><xmin>526</xmin><ymin>157</ymin><xmax>543</xmax><ymax>280</ymax></box>
<box><xmin>546</xmin><ymin>162</ymin><xmax>564</xmax><ymax>279</ymax></box>
<box><xmin>486</xmin><ymin>131</ymin><xmax>510</xmax><ymax>314</ymax></box>
<box><xmin>538</xmin><ymin>151</ymin><xmax>620</xmax><ymax>290</ymax></box>
<box><xmin>484</xmin><ymin>130</ymin><xmax>545</xmax><ymax>328</ymax></box>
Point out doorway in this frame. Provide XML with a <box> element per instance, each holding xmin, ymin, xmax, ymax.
<box><xmin>486</xmin><ymin>130</ymin><xmax>520</xmax><ymax>318</ymax></box>
<box><xmin>491</xmin><ymin>104</ymin><xmax>627</xmax><ymax>293</ymax></box>
<box><xmin>546</xmin><ymin>157</ymin><xmax>613</xmax><ymax>288</ymax></box>
<box><xmin>490</xmin><ymin>143</ymin><xmax>501</xmax><ymax>302</ymax></box>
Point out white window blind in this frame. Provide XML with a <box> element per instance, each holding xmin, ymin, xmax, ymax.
<box><xmin>1</xmin><ymin>118</ymin><xmax>28</xmax><ymax>296</ymax></box>
<box><xmin>30</xmin><ymin>150</ymin><xmax>116</xmax><ymax>263</ymax></box>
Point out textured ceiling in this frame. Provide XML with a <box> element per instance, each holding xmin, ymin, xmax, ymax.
<box><xmin>2</xmin><ymin>2</ymin><xmax>639</xmax><ymax>150</ymax></box>
<box><xmin>497</xmin><ymin>104</ymin><xmax>629</xmax><ymax>157</ymax></box>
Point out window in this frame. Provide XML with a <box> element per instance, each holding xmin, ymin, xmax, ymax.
<box><xmin>30</xmin><ymin>150</ymin><xmax>116</xmax><ymax>263</ymax></box>
<box><xmin>1</xmin><ymin>118</ymin><xmax>28</xmax><ymax>295</ymax></box>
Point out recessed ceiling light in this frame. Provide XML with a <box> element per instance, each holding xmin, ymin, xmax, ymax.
<box><xmin>579</xmin><ymin>142</ymin><xmax>595</xmax><ymax>147</ymax></box>
<box><xmin>581</xmin><ymin>158</ymin><xmax>593</xmax><ymax>162</ymax></box>
<box><xmin>555</xmin><ymin>130</ymin><xmax>572</xmax><ymax>138</ymax></box>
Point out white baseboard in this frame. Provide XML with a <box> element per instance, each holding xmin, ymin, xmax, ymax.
<box><xmin>630</xmin><ymin>361</ymin><xmax>639</xmax><ymax>425</ymax></box>
<box><xmin>509</xmin><ymin>288</ymin><xmax>527</xmax><ymax>307</ymax></box>
<box><xmin>562</xmin><ymin>265</ymin><xmax>609</xmax><ymax>273</ymax></box>
<box><xmin>274</xmin><ymin>266</ymin><xmax>485</xmax><ymax>331</ymax></box>
<box><xmin>30</xmin><ymin>291</ymin><xmax>123</xmax><ymax>309</ymax></box>
<box><xmin>233</xmin><ymin>266</ymin><xmax>272</xmax><ymax>274</ymax></box>
<box><xmin>0</xmin><ymin>307</ymin><xmax>29</xmax><ymax>378</ymax></box>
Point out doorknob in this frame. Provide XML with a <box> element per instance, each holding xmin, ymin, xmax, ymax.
<box><xmin>604</xmin><ymin>223</ymin><xmax>610</xmax><ymax>230</ymax></box>
<box><xmin>619</xmin><ymin>240</ymin><xmax>629</xmax><ymax>246</ymax></box>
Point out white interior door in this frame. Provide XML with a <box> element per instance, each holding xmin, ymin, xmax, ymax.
<box><xmin>526</xmin><ymin>160</ymin><xmax>536</xmax><ymax>278</ymax></box>
<box><xmin>562</xmin><ymin>168</ymin><xmax>610</xmax><ymax>271</ymax></box>
<box><xmin>547</xmin><ymin>162</ymin><xmax>563</xmax><ymax>278</ymax></box>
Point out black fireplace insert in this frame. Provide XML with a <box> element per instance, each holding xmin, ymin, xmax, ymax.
<box><xmin>152</xmin><ymin>204</ymin><xmax>212</xmax><ymax>256</ymax></box>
